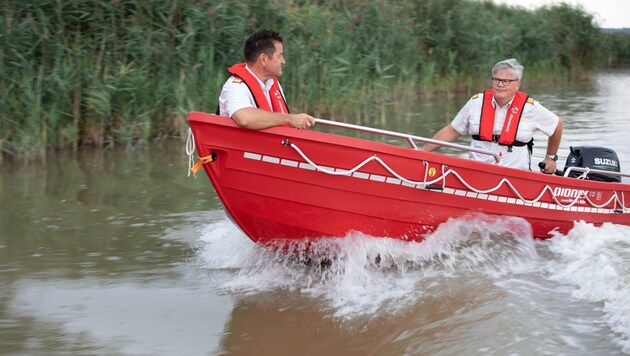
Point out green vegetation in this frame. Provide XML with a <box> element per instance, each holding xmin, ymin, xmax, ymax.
<box><xmin>1</xmin><ymin>0</ymin><xmax>629</xmax><ymax>162</ymax></box>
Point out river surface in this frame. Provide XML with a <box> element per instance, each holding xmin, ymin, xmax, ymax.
<box><xmin>2</xmin><ymin>70</ymin><xmax>630</xmax><ymax>355</ymax></box>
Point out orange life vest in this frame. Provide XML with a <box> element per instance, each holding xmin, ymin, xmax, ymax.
<box><xmin>478</xmin><ymin>89</ymin><xmax>528</xmax><ymax>145</ymax></box>
<box><xmin>227</xmin><ymin>63</ymin><xmax>290</xmax><ymax>114</ymax></box>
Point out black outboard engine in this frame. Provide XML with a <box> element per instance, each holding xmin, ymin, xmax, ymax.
<box><xmin>563</xmin><ymin>146</ymin><xmax>621</xmax><ymax>182</ymax></box>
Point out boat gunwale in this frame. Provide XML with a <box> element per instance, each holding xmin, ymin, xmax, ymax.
<box><xmin>188</xmin><ymin>112</ymin><xmax>630</xmax><ymax>187</ymax></box>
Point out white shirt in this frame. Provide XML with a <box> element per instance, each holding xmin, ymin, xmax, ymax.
<box><xmin>451</xmin><ymin>93</ymin><xmax>559</xmax><ymax>170</ymax></box>
<box><xmin>218</xmin><ymin>65</ymin><xmax>285</xmax><ymax>117</ymax></box>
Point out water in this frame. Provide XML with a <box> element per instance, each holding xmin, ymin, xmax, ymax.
<box><xmin>2</xmin><ymin>70</ymin><xmax>630</xmax><ymax>355</ymax></box>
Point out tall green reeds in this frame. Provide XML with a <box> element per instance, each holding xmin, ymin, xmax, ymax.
<box><xmin>1</xmin><ymin>0</ymin><xmax>629</xmax><ymax>162</ymax></box>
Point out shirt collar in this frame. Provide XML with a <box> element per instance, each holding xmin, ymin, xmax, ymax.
<box><xmin>245</xmin><ymin>64</ymin><xmax>274</xmax><ymax>91</ymax></box>
<box><xmin>491</xmin><ymin>95</ymin><xmax>515</xmax><ymax>109</ymax></box>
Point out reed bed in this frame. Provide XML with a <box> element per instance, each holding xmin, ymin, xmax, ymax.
<box><xmin>1</xmin><ymin>0</ymin><xmax>629</xmax><ymax>162</ymax></box>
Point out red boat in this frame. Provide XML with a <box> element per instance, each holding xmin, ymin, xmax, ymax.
<box><xmin>186</xmin><ymin>112</ymin><xmax>630</xmax><ymax>242</ymax></box>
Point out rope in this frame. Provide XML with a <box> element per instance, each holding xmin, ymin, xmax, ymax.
<box><xmin>286</xmin><ymin>141</ymin><xmax>628</xmax><ymax>212</ymax></box>
<box><xmin>289</xmin><ymin>142</ymin><xmax>429</xmax><ymax>186</ymax></box>
<box><xmin>186</xmin><ymin>127</ymin><xmax>216</xmax><ymax>175</ymax></box>
<box><xmin>186</xmin><ymin>128</ymin><xmax>196</xmax><ymax>177</ymax></box>
<box><xmin>576</xmin><ymin>167</ymin><xmax>590</xmax><ymax>180</ymax></box>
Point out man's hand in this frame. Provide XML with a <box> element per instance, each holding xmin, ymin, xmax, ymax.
<box><xmin>288</xmin><ymin>113</ymin><xmax>316</xmax><ymax>129</ymax></box>
<box><xmin>541</xmin><ymin>157</ymin><xmax>557</xmax><ymax>174</ymax></box>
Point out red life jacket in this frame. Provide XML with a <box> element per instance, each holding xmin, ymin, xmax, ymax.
<box><xmin>227</xmin><ymin>63</ymin><xmax>290</xmax><ymax>114</ymax></box>
<box><xmin>478</xmin><ymin>89</ymin><xmax>528</xmax><ymax>145</ymax></box>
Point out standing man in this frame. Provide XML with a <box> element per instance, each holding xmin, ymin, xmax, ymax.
<box><xmin>218</xmin><ymin>29</ymin><xmax>315</xmax><ymax>130</ymax></box>
<box><xmin>422</xmin><ymin>58</ymin><xmax>563</xmax><ymax>173</ymax></box>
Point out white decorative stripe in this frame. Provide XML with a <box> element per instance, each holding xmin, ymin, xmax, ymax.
<box><xmin>299</xmin><ymin>162</ymin><xmax>316</xmax><ymax>170</ymax></box>
<box><xmin>242</xmin><ymin>151</ymin><xmax>623</xmax><ymax>214</ymax></box>
<box><xmin>244</xmin><ymin>152</ymin><xmax>262</xmax><ymax>160</ymax></box>
<box><xmin>281</xmin><ymin>159</ymin><xmax>299</xmax><ymax>167</ymax></box>
<box><xmin>262</xmin><ymin>155</ymin><xmax>280</xmax><ymax>164</ymax></box>
<box><xmin>370</xmin><ymin>174</ymin><xmax>386</xmax><ymax>182</ymax></box>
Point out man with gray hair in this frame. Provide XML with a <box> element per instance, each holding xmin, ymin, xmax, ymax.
<box><xmin>423</xmin><ymin>58</ymin><xmax>563</xmax><ymax>173</ymax></box>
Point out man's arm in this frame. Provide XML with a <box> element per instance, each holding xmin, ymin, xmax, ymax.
<box><xmin>541</xmin><ymin>117</ymin><xmax>563</xmax><ymax>173</ymax></box>
<box><xmin>422</xmin><ymin>124</ymin><xmax>462</xmax><ymax>152</ymax></box>
<box><xmin>232</xmin><ymin>107</ymin><xmax>315</xmax><ymax>130</ymax></box>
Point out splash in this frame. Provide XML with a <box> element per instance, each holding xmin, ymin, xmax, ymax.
<box><xmin>198</xmin><ymin>214</ymin><xmax>539</xmax><ymax>319</ymax></box>
<box><xmin>545</xmin><ymin>221</ymin><xmax>630</xmax><ymax>353</ymax></box>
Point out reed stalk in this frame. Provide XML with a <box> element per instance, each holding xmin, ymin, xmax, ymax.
<box><xmin>1</xmin><ymin>0</ymin><xmax>628</xmax><ymax>162</ymax></box>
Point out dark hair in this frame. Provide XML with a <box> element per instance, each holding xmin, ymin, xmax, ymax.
<box><xmin>243</xmin><ymin>29</ymin><xmax>284</xmax><ymax>63</ymax></box>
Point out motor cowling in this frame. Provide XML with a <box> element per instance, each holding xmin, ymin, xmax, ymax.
<box><xmin>564</xmin><ymin>146</ymin><xmax>621</xmax><ymax>182</ymax></box>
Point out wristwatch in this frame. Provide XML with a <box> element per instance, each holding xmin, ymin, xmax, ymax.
<box><xmin>546</xmin><ymin>154</ymin><xmax>558</xmax><ymax>161</ymax></box>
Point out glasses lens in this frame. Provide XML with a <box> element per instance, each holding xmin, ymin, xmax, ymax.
<box><xmin>492</xmin><ymin>78</ymin><xmax>515</xmax><ymax>85</ymax></box>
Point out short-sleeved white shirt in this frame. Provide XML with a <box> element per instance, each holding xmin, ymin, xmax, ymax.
<box><xmin>451</xmin><ymin>93</ymin><xmax>559</xmax><ymax>170</ymax></box>
<box><xmin>218</xmin><ymin>65</ymin><xmax>285</xmax><ymax>117</ymax></box>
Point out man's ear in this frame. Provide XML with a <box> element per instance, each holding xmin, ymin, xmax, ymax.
<box><xmin>258</xmin><ymin>52</ymin><xmax>268</xmax><ymax>66</ymax></box>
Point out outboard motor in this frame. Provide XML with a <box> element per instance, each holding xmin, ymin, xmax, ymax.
<box><xmin>563</xmin><ymin>146</ymin><xmax>621</xmax><ymax>182</ymax></box>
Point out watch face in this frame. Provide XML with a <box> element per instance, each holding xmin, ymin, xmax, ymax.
<box><xmin>548</xmin><ymin>154</ymin><xmax>558</xmax><ymax>161</ymax></box>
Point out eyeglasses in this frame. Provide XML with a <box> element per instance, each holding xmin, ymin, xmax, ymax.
<box><xmin>492</xmin><ymin>77</ymin><xmax>519</xmax><ymax>86</ymax></box>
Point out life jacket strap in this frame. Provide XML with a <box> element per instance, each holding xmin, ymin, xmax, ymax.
<box><xmin>472</xmin><ymin>135</ymin><xmax>534</xmax><ymax>154</ymax></box>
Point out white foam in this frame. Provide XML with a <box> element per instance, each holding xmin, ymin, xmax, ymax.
<box><xmin>198</xmin><ymin>213</ymin><xmax>539</xmax><ymax>319</ymax></box>
<box><xmin>544</xmin><ymin>221</ymin><xmax>630</xmax><ymax>353</ymax></box>
<box><xmin>198</xmin><ymin>219</ymin><xmax>259</xmax><ymax>269</ymax></box>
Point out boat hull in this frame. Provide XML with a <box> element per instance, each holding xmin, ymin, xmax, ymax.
<box><xmin>187</xmin><ymin>112</ymin><xmax>630</xmax><ymax>242</ymax></box>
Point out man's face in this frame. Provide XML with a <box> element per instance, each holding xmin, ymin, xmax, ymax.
<box><xmin>492</xmin><ymin>69</ymin><xmax>521</xmax><ymax>105</ymax></box>
<box><xmin>262</xmin><ymin>41</ymin><xmax>285</xmax><ymax>78</ymax></box>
